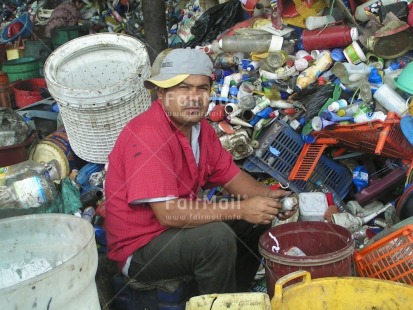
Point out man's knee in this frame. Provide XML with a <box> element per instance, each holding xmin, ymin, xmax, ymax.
<box><xmin>193</xmin><ymin>222</ymin><xmax>236</xmax><ymax>255</ymax></box>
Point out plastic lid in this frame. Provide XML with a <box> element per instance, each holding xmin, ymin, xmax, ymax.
<box><xmin>368</xmin><ymin>68</ymin><xmax>382</xmax><ymax>84</ymax></box>
<box><xmin>229</xmin><ymin>85</ymin><xmax>238</xmax><ymax>96</ymax></box>
<box><xmin>337</xmin><ymin>109</ymin><xmax>346</xmax><ymax>117</ymax></box>
<box><xmin>312</xmin><ymin>116</ymin><xmax>324</xmax><ymax>131</ymax></box>
<box><xmin>328</xmin><ymin>102</ymin><xmax>339</xmax><ymax>112</ymax></box>
<box><xmin>331</xmin><ymin>49</ymin><xmax>345</xmax><ymax>62</ymax></box>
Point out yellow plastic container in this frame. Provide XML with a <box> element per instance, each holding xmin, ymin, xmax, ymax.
<box><xmin>271</xmin><ymin>271</ymin><xmax>413</xmax><ymax>310</ymax></box>
<box><xmin>185</xmin><ymin>292</ymin><xmax>270</xmax><ymax>309</ymax></box>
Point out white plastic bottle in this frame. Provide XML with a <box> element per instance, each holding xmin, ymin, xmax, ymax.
<box><xmin>342</xmin><ymin>62</ymin><xmax>371</xmax><ymax>76</ymax></box>
<box><xmin>353</xmin><ymin>111</ymin><xmax>387</xmax><ymax>123</ymax></box>
<box><xmin>354</xmin><ymin>0</ymin><xmax>399</xmax><ymax>22</ymax></box>
<box><xmin>281</xmin><ymin>195</ymin><xmax>298</xmax><ymax>211</ymax></box>
<box><xmin>305</xmin><ymin>15</ymin><xmax>336</xmax><ymax>30</ymax></box>
<box><xmin>373</xmin><ymin>83</ymin><xmax>408</xmax><ymax>115</ymax></box>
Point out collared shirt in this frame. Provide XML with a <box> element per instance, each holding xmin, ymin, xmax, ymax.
<box><xmin>105</xmin><ymin>99</ymin><xmax>240</xmax><ymax>269</ymax></box>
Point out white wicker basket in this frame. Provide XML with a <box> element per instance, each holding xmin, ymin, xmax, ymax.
<box><xmin>44</xmin><ymin>33</ymin><xmax>151</xmax><ymax>164</ymax></box>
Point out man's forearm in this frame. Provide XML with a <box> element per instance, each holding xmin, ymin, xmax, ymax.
<box><xmin>223</xmin><ymin>171</ymin><xmax>270</xmax><ymax>199</ymax></box>
<box><xmin>150</xmin><ymin>198</ymin><xmax>244</xmax><ymax>228</ymax></box>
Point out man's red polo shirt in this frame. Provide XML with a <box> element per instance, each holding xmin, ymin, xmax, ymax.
<box><xmin>105</xmin><ymin>100</ymin><xmax>241</xmax><ymax>268</ymax></box>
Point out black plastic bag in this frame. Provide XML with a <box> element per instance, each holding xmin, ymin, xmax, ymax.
<box><xmin>304</xmin><ymin>84</ymin><xmax>336</xmax><ymax>120</ymax></box>
<box><xmin>185</xmin><ymin>0</ymin><xmax>245</xmax><ymax>47</ymax></box>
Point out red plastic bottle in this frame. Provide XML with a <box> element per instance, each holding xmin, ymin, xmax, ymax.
<box><xmin>302</xmin><ymin>25</ymin><xmax>359</xmax><ymax>51</ymax></box>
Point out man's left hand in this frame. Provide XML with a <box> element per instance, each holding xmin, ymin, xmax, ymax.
<box><xmin>267</xmin><ymin>189</ymin><xmax>298</xmax><ymax>220</ymax></box>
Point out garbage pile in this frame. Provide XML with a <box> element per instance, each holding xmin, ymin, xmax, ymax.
<box><xmin>1</xmin><ymin>0</ymin><xmax>413</xmax><ymax>304</ymax></box>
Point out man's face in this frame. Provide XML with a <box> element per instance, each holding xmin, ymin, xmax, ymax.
<box><xmin>158</xmin><ymin>75</ymin><xmax>211</xmax><ymax>129</ymax></box>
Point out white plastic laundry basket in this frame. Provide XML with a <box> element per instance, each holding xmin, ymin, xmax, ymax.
<box><xmin>44</xmin><ymin>33</ymin><xmax>151</xmax><ymax>164</ymax></box>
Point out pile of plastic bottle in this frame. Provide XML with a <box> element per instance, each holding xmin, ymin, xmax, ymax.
<box><xmin>172</xmin><ymin>1</ymin><xmax>413</xmax><ymax>164</ymax></box>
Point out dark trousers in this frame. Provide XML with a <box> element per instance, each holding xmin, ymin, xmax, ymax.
<box><xmin>128</xmin><ymin>221</ymin><xmax>269</xmax><ymax>294</ymax></box>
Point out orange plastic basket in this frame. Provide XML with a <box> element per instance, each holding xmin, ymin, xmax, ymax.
<box><xmin>289</xmin><ymin>112</ymin><xmax>413</xmax><ymax>181</ymax></box>
<box><xmin>354</xmin><ymin>224</ymin><xmax>413</xmax><ymax>285</ymax></box>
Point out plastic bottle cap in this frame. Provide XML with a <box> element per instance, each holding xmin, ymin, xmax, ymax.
<box><xmin>328</xmin><ymin>102</ymin><xmax>339</xmax><ymax>112</ymax></box>
<box><xmin>337</xmin><ymin>109</ymin><xmax>346</xmax><ymax>117</ymax></box>
<box><xmin>295</xmin><ymin>50</ymin><xmax>310</xmax><ymax>59</ymax></box>
<box><xmin>229</xmin><ymin>85</ymin><xmax>238</xmax><ymax>96</ymax></box>
<box><xmin>295</xmin><ymin>58</ymin><xmax>308</xmax><ymax>71</ymax></box>
<box><xmin>368</xmin><ymin>68</ymin><xmax>382</xmax><ymax>84</ymax></box>
<box><xmin>317</xmin><ymin>76</ymin><xmax>326</xmax><ymax>85</ymax></box>
<box><xmin>331</xmin><ymin>48</ymin><xmax>345</xmax><ymax>62</ymax></box>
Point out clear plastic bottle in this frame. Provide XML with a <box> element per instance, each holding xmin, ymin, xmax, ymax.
<box><xmin>353</xmin><ymin>103</ymin><xmax>373</xmax><ymax>118</ymax></box>
<box><xmin>218</xmin><ymin>35</ymin><xmax>284</xmax><ymax>53</ymax></box>
<box><xmin>342</xmin><ymin>62</ymin><xmax>371</xmax><ymax>76</ymax></box>
<box><xmin>0</xmin><ymin>159</ymin><xmax>61</xmax><ymax>186</ymax></box>
<box><xmin>337</xmin><ymin>101</ymin><xmax>365</xmax><ymax>117</ymax></box>
<box><xmin>359</xmin><ymin>81</ymin><xmax>373</xmax><ymax>103</ymax></box>
<box><xmin>316</xmin><ymin>181</ymin><xmax>347</xmax><ymax>213</ymax></box>
<box><xmin>0</xmin><ymin>175</ymin><xmax>57</xmax><ymax>209</ymax></box>
<box><xmin>331</xmin><ymin>62</ymin><xmax>350</xmax><ymax>84</ymax></box>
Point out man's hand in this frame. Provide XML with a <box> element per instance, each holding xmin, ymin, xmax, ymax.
<box><xmin>239</xmin><ymin>196</ymin><xmax>282</xmax><ymax>225</ymax></box>
<box><xmin>266</xmin><ymin>189</ymin><xmax>298</xmax><ymax>220</ymax></box>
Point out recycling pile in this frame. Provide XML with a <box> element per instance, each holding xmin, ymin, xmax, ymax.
<box><xmin>172</xmin><ymin>0</ymin><xmax>413</xmax><ymax>251</ymax></box>
<box><xmin>1</xmin><ymin>0</ymin><xmax>413</xmax><ymax>300</ymax></box>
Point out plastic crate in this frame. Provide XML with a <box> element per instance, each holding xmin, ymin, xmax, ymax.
<box><xmin>314</xmin><ymin>112</ymin><xmax>413</xmax><ymax>158</ymax></box>
<box><xmin>354</xmin><ymin>224</ymin><xmax>413</xmax><ymax>285</ymax></box>
<box><xmin>289</xmin><ymin>112</ymin><xmax>413</xmax><ymax>181</ymax></box>
<box><xmin>243</xmin><ymin>119</ymin><xmax>353</xmax><ymax>198</ymax></box>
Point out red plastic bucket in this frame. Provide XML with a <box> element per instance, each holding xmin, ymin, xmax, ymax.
<box><xmin>12</xmin><ymin>78</ymin><xmax>47</xmax><ymax>108</ymax></box>
<box><xmin>259</xmin><ymin>221</ymin><xmax>354</xmax><ymax>299</ymax></box>
<box><xmin>0</xmin><ymin>131</ymin><xmax>37</xmax><ymax>166</ymax></box>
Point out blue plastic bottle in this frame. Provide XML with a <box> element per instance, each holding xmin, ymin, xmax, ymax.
<box><xmin>352</xmin><ymin>165</ymin><xmax>369</xmax><ymax>192</ymax></box>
